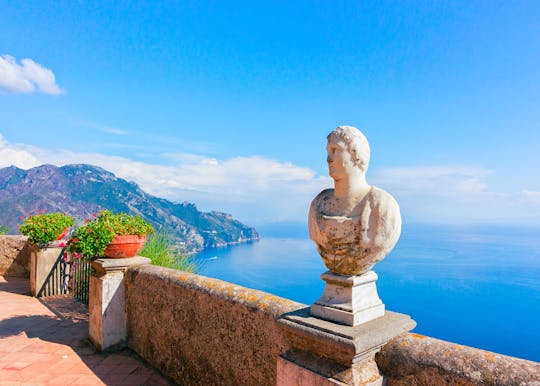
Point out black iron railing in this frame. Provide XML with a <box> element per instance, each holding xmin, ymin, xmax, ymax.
<box><xmin>70</xmin><ymin>258</ymin><xmax>92</xmax><ymax>304</ymax></box>
<box><xmin>37</xmin><ymin>249</ymin><xmax>92</xmax><ymax>304</ymax></box>
<box><xmin>37</xmin><ymin>248</ymin><xmax>70</xmax><ymax>297</ymax></box>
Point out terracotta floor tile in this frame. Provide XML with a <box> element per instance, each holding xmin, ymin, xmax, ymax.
<box><xmin>120</xmin><ymin>373</ymin><xmax>152</xmax><ymax>385</ymax></box>
<box><xmin>72</xmin><ymin>374</ymin><xmax>106</xmax><ymax>385</ymax></box>
<box><xmin>0</xmin><ymin>277</ymin><xmax>173</xmax><ymax>386</ymax></box>
<box><xmin>100</xmin><ymin>372</ymin><xmax>129</xmax><ymax>385</ymax></box>
<box><xmin>0</xmin><ymin>368</ymin><xmax>22</xmax><ymax>382</ymax></box>
<box><xmin>47</xmin><ymin>373</ymin><xmax>86</xmax><ymax>385</ymax></box>
<box><xmin>2</xmin><ymin>361</ymin><xmax>31</xmax><ymax>370</ymax></box>
<box><xmin>115</xmin><ymin>362</ymin><xmax>140</xmax><ymax>375</ymax></box>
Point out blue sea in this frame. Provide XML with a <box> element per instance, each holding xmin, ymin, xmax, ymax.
<box><xmin>196</xmin><ymin>223</ymin><xmax>540</xmax><ymax>362</ymax></box>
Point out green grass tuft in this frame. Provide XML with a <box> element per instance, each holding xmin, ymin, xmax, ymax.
<box><xmin>139</xmin><ymin>231</ymin><xmax>198</xmax><ymax>273</ymax></box>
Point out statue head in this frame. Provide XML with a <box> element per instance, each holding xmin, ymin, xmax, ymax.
<box><xmin>327</xmin><ymin>126</ymin><xmax>370</xmax><ymax>180</ymax></box>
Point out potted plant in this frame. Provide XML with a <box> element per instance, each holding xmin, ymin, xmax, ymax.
<box><xmin>19</xmin><ymin>212</ymin><xmax>74</xmax><ymax>245</ymax></box>
<box><xmin>18</xmin><ymin>212</ymin><xmax>74</xmax><ymax>296</ymax></box>
<box><xmin>68</xmin><ymin>210</ymin><xmax>154</xmax><ymax>259</ymax></box>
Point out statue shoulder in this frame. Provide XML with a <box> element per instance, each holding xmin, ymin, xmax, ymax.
<box><xmin>368</xmin><ymin>186</ymin><xmax>400</xmax><ymax>215</ymax></box>
<box><xmin>310</xmin><ymin>188</ymin><xmax>333</xmax><ymax>209</ymax></box>
<box><xmin>309</xmin><ymin>189</ymin><xmax>333</xmax><ymax>242</ymax></box>
<box><xmin>366</xmin><ymin>186</ymin><xmax>402</xmax><ymax>246</ymax></box>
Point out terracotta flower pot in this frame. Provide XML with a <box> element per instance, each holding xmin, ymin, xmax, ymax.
<box><xmin>56</xmin><ymin>227</ymin><xmax>70</xmax><ymax>240</ymax></box>
<box><xmin>103</xmin><ymin>235</ymin><xmax>147</xmax><ymax>258</ymax></box>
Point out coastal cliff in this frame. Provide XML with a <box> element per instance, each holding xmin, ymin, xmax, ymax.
<box><xmin>0</xmin><ymin>164</ymin><xmax>259</xmax><ymax>253</ymax></box>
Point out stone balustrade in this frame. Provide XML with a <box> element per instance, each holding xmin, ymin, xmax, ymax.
<box><xmin>88</xmin><ymin>260</ymin><xmax>540</xmax><ymax>385</ymax></box>
<box><xmin>2</xmin><ymin>236</ymin><xmax>539</xmax><ymax>384</ymax></box>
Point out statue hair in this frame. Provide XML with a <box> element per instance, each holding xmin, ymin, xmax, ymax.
<box><xmin>327</xmin><ymin>126</ymin><xmax>370</xmax><ymax>170</ymax></box>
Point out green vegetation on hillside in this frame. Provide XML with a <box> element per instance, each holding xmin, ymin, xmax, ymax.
<box><xmin>0</xmin><ymin>224</ymin><xmax>9</xmax><ymax>235</ymax></box>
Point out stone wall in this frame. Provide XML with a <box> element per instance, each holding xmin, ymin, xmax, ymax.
<box><xmin>0</xmin><ymin>235</ymin><xmax>30</xmax><ymax>277</ymax></box>
<box><xmin>124</xmin><ymin>265</ymin><xmax>540</xmax><ymax>385</ymax></box>
<box><xmin>377</xmin><ymin>332</ymin><xmax>540</xmax><ymax>385</ymax></box>
<box><xmin>125</xmin><ymin>265</ymin><xmax>304</xmax><ymax>386</ymax></box>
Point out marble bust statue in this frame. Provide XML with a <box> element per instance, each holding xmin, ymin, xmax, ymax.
<box><xmin>308</xmin><ymin>126</ymin><xmax>402</xmax><ymax>276</ymax></box>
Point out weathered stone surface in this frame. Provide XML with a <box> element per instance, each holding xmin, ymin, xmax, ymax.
<box><xmin>125</xmin><ymin>264</ymin><xmax>304</xmax><ymax>386</ymax></box>
<box><xmin>279</xmin><ymin>308</ymin><xmax>416</xmax><ymax>366</ymax></box>
<box><xmin>309</xmin><ymin>126</ymin><xmax>401</xmax><ymax>276</ymax></box>
<box><xmin>278</xmin><ymin>309</ymin><xmax>414</xmax><ymax>385</ymax></box>
<box><xmin>118</xmin><ymin>264</ymin><xmax>538</xmax><ymax>385</ymax></box>
<box><xmin>92</xmin><ymin>256</ymin><xmax>152</xmax><ymax>273</ymax></box>
<box><xmin>278</xmin><ymin>349</ymin><xmax>383</xmax><ymax>386</ymax></box>
<box><xmin>89</xmin><ymin>257</ymin><xmax>150</xmax><ymax>352</ymax></box>
<box><xmin>377</xmin><ymin>332</ymin><xmax>540</xmax><ymax>385</ymax></box>
<box><xmin>277</xmin><ymin>352</ymin><xmax>351</xmax><ymax>386</ymax></box>
<box><xmin>0</xmin><ymin>235</ymin><xmax>30</xmax><ymax>277</ymax></box>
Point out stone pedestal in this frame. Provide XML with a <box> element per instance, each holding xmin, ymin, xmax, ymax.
<box><xmin>311</xmin><ymin>270</ymin><xmax>384</xmax><ymax>326</ymax></box>
<box><xmin>29</xmin><ymin>242</ymin><xmax>64</xmax><ymax>297</ymax></box>
<box><xmin>278</xmin><ymin>308</ymin><xmax>415</xmax><ymax>386</ymax></box>
<box><xmin>89</xmin><ymin>256</ymin><xmax>150</xmax><ymax>352</ymax></box>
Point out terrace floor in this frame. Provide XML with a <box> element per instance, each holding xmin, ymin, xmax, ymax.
<box><xmin>0</xmin><ymin>276</ymin><xmax>176</xmax><ymax>386</ymax></box>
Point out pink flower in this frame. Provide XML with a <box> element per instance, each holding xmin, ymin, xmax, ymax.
<box><xmin>20</xmin><ymin>216</ymin><xmax>24</xmax><ymax>221</ymax></box>
<box><xmin>73</xmin><ymin>253</ymin><xmax>82</xmax><ymax>259</ymax></box>
<box><xmin>59</xmin><ymin>242</ymin><xmax>66</xmax><ymax>248</ymax></box>
<box><xmin>92</xmin><ymin>213</ymin><xmax>97</xmax><ymax>218</ymax></box>
<box><xmin>72</xmin><ymin>237</ymin><xmax>79</xmax><ymax>243</ymax></box>
<box><xmin>87</xmin><ymin>228</ymin><xmax>92</xmax><ymax>233</ymax></box>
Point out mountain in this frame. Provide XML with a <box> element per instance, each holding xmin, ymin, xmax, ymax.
<box><xmin>0</xmin><ymin>164</ymin><xmax>259</xmax><ymax>253</ymax></box>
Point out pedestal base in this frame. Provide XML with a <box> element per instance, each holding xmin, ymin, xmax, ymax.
<box><xmin>311</xmin><ymin>271</ymin><xmax>384</xmax><ymax>326</ymax></box>
<box><xmin>278</xmin><ymin>308</ymin><xmax>416</xmax><ymax>386</ymax></box>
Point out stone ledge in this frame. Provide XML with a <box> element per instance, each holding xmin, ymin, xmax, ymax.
<box><xmin>91</xmin><ymin>256</ymin><xmax>150</xmax><ymax>275</ymax></box>
<box><xmin>279</xmin><ymin>308</ymin><xmax>416</xmax><ymax>365</ymax></box>
<box><xmin>377</xmin><ymin>332</ymin><xmax>540</xmax><ymax>385</ymax></box>
<box><xmin>126</xmin><ymin>264</ymin><xmax>304</xmax><ymax>318</ymax></box>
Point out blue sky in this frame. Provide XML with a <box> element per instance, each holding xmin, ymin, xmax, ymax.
<box><xmin>1</xmin><ymin>1</ymin><xmax>539</xmax><ymax>225</ymax></box>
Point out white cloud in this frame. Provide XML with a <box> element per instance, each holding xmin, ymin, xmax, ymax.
<box><xmin>1</xmin><ymin>134</ymin><xmax>540</xmax><ymax>224</ymax></box>
<box><xmin>521</xmin><ymin>190</ymin><xmax>540</xmax><ymax>206</ymax></box>
<box><xmin>0</xmin><ymin>55</ymin><xmax>64</xmax><ymax>94</ymax></box>
<box><xmin>5</xmin><ymin>139</ymin><xmax>329</xmax><ymax>222</ymax></box>
<box><xmin>372</xmin><ymin>167</ymin><xmax>539</xmax><ymax>223</ymax></box>
<box><xmin>0</xmin><ymin>134</ymin><xmax>40</xmax><ymax>169</ymax></box>
<box><xmin>373</xmin><ymin>167</ymin><xmax>494</xmax><ymax>197</ymax></box>
<box><xmin>78</xmin><ymin>121</ymin><xmax>128</xmax><ymax>135</ymax></box>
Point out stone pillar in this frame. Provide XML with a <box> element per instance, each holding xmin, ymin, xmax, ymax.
<box><xmin>89</xmin><ymin>256</ymin><xmax>150</xmax><ymax>352</ymax></box>
<box><xmin>278</xmin><ymin>309</ymin><xmax>416</xmax><ymax>386</ymax></box>
<box><xmin>29</xmin><ymin>241</ymin><xmax>64</xmax><ymax>296</ymax></box>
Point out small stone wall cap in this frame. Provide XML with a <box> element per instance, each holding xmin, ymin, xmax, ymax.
<box><xmin>91</xmin><ymin>256</ymin><xmax>151</xmax><ymax>270</ymax></box>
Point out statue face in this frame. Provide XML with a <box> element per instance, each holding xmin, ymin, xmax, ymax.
<box><xmin>327</xmin><ymin>139</ymin><xmax>353</xmax><ymax>181</ymax></box>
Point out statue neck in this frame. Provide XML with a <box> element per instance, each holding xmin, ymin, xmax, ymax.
<box><xmin>334</xmin><ymin>173</ymin><xmax>370</xmax><ymax>200</ymax></box>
